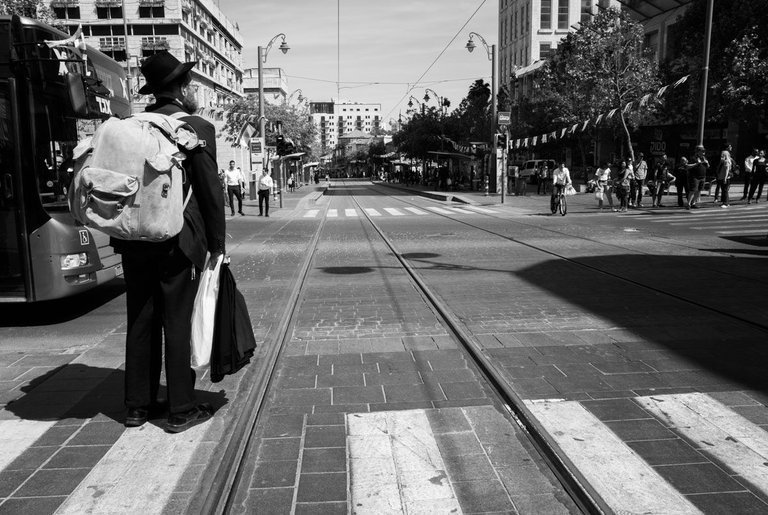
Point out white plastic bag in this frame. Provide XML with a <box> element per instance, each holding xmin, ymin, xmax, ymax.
<box><xmin>190</xmin><ymin>253</ymin><xmax>224</xmax><ymax>368</ymax></box>
<box><xmin>564</xmin><ymin>185</ymin><xmax>577</xmax><ymax>196</ymax></box>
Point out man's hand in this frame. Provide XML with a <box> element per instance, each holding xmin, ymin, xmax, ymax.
<box><xmin>208</xmin><ymin>251</ymin><xmax>224</xmax><ymax>270</ymax></box>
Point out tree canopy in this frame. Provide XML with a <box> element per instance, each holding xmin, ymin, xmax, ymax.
<box><xmin>0</xmin><ymin>0</ymin><xmax>57</xmax><ymax>25</ymax></box>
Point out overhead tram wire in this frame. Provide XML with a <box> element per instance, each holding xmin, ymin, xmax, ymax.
<box><xmin>383</xmin><ymin>0</ymin><xmax>488</xmax><ymax>121</ymax></box>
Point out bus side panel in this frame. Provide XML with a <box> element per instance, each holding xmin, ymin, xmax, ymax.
<box><xmin>28</xmin><ymin>215</ymin><xmax>122</xmax><ymax>301</ymax></box>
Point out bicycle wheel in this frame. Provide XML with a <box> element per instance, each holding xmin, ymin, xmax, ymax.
<box><xmin>559</xmin><ymin>194</ymin><xmax>567</xmax><ymax>216</ymax></box>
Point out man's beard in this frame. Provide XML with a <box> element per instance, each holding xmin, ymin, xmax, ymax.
<box><xmin>181</xmin><ymin>88</ymin><xmax>199</xmax><ymax>113</ymax></box>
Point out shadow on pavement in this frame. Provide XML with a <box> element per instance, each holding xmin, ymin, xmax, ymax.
<box><xmin>516</xmin><ymin>253</ymin><xmax>768</xmax><ymax>396</ymax></box>
<box><xmin>0</xmin><ymin>280</ymin><xmax>126</xmax><ymax>327</ymax></box>
<box><xmin>5</xmin><ymin>364</ymin><xmax>229</xmax><ymax>427</ymax></box>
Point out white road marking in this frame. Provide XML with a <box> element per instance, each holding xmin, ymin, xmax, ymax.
<box><xmin>383</xmin><ymin>208</ymin><xmax>405</xmax><ymax>216</ymax></box>
<box><xmin>0</xmin><ymin>419</ymin><xmax>57</xmax><ymax>471</ymax></box>
<box><xmin>637</xmin><ymin>393</ymin><xmax>768</xmax><ymax>495</ymax></box>
<box><xmin>404</xmin><ymin>207</ymin><xmax>428</xmax><ymax>215</ymax></box>
<box><xmin>425</xmin><ymin>207</ymin><xmax>453</xmax><ymax>215</ymax></box>
<box><xmin>526</xmin><ymin>399</ymin><xmax>701</xmax><ymax>515</ymax></box>
<box><xmin>55</xmin><ymin>420</ymin><xmax>210</xmax><ymax>514</ymax></box>
<box><xmin>717</xmin><ymin>228</ymin><xmax>768</xmax><ymax>235</ymax></box>
<box><xmin>449</xmin><ymin>207</ymin><xmax>476</xmax><ymax>215</ymax></box>
<box><xmin>666</xmin><ymin>214</ymin><xmax>768</xmax><ymax>225</ymax></box>
<box><xmin>464</xmin><ymin>206</ymin><xmax>498</xmax><ymax>214</ymax></box>
<box><xmin>345</xmin><ymin>209</ymin><xmax>358</xmax><ymax>217</ymax></box>
<box><xmin>347</xmin><ymin>410</ymin><xmax>462</xmax><ymax>515</ymax></box>
<box><xmin>365</xmin><ymin>208</ymin><xmax>382</xmax><ymax>217</ymax></box>
<box><xmin>692</xmin><ymin>223</ymin><xmax>768</xmax><ymax>230</ymax></box>
<box><xmin>327</xmin><ymin>209</ymin><xmax>338</xmax><ymax>218</ymax></box>
<box><xmin>303</xmin><ymin>210</ymin><xmax>320</xmax><ymax>218</ymax></box>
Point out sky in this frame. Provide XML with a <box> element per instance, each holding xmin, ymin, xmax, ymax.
<box><xmin>217</xmin><ymin>0</ymin><xmax>498</xmax><ymax>125</ymax></box>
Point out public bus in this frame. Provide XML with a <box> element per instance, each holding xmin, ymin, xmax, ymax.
<box><xmin>0</xmin><ymin>15</ymin><xmax>130</xmax><ymax>302</ymax></box>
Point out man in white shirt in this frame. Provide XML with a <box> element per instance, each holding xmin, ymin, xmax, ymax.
<box><xmin>742</xmin><ymin>148</ymin><xmax>757</xmax><ymax>200</ymax></box>
<box><xmin>257</xmin><ymin>168</ymin><xmax>275</xmax><ymax>217</ymax></box>
<box><xmin>550</xmin><ymin>162</ymin><xmax>572</xmax><ymax>211</ymax></box>
<box><xmin>223</xmin><ymin>160</ymin><xmax>245</xmax><ymax>216</ymax></box>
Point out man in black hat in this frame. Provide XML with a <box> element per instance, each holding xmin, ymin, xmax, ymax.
<box><xmin>113</xmin><ymin>51</ymin><xmax>225</xmax><ymax>433</ymax></box>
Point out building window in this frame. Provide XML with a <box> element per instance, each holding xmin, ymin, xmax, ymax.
<box><xmin>96</xmin><ymin>6</ymin><xmax>122</xmax><ymax>19</ymax></box>
<box><xmin>141</xmin><ymin>36</ymin><xmax>169</xmax><ymax>58</ymax></box>
<box><xmin>539</xmin><ymin>42</ymin><xmax>553</xmax><ymax>60</ymax></box>
<box><xmin>581</xmin><ymin>0</ymin><xmax>592</xmax><ymax>24</ymax></box>
<box><xmin>139</xmin><ymin>6</ymin><xmax>165</xmax><ymax>18</ymax></box>
<box><xmin>540</xmin><ymin>0</ymin><xmax>551</xmax><ymax>30</ymax></box>
<box><xmin>558</xmin><ymin>0</ymin><xmax>569</xmax><ymax>30</ymax></box>
<box><xmin>99</xmin><ymin>36</ymin><xmax>126</xmax><ymax>61</ymax></box>
<box><xmin>52</xmin><ymin>7</ymin><xmax>80</xmax><ymax>19</ymax></box>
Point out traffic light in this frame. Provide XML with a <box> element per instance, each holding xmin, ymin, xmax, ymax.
<box><xmin>495</xmin><ymin>133</ymin><xmax>507</xmax><ymax>149</ymax></box>
<box><xmin>276</xmin><ymin>135</ymin><xmax>296</xmax><ymax>156</ymax></box>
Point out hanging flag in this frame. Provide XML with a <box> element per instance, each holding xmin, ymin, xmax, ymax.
<box><xmin>656</xmin><ymin>85</ymin><xmax>669</xmax><ymax>99</ymax></box>
<box><xmin>550</xmin><ymin>131</ymin><xmax>556</xmax><ymax>140</ymax></box>
<box><xmin>532</xmin><ymin>136</ymin><xmax>539</xmax><ymax>146</ymax></box>
<box><xmin>595</xmin><ymin>114</ymin><xmax>604</xmax><ymax>125</ymax></box>
<box><xmin>672</xmin><ymin>75</ymin><xmax>690</xmax><ymax>88</ymax></box>
<box><xmin>542</xmin><ymin>134</ymin><xmax>548</xmax><ymax>143</ymax></box>
<box><xmin>606</xmin><ymin>108</ymin><xmax>618</xmax><ymax>120</ymax></box>
<box><xmin>622</xmin><ymin>101</ymin><xmax>633</xmax><ymax>113</ymax></box>
<box><xmin>581</xmin><ymin>120</ymin><xmax>589</xmax><ymax>132</ymax></box>
<box><xmin>639</xmin><ymin>93</ymin><xmax>651</xmax><ymax>107</ymax></box>
<box><xmin>561</xmin><ymin>128</ymin><xmax>567</xmax><ymax>138</ymax></box>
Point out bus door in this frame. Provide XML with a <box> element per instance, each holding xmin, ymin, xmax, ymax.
<box><xmin>0</xmin><ymin>79</ymin><xmax>29</xmax><ymax>300</ymax></box>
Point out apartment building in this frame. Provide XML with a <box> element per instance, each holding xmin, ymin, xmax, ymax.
<box><xmin>309</xmin><ymin>100</ymin><xmax>382</xmax><ymax>154</ymax></box>
<box><xmin>52</xmin><ymin>0</ymin><xmax>244</xmax><ymax>162</ymax></box>
<box><xmin>242</xmin><ymin>67</ymin><xmax>289</xmax><ymax>104</ymax></box>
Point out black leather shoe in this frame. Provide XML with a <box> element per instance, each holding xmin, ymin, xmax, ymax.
<box><xmin>125</xmin><ymin>407</ymin><xmax>149</xmax><ymax>427</ymax></box>
<box><xmin>165</xmin><ymin>403</ymin><xmax>213</xmax><ymax>434</ymax></box>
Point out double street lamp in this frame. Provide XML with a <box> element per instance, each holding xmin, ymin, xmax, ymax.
<box><xmin>466</xmin><ymin>32</ymin><xmax>498</xmax><ymax>192</ymax></box>
<box><xmin>257</xmin><ymin>33</ymin><xmax>289</xmax><ymax>203</ymax></box>
<box><xmin>423</xmin><ymin>88</ymin><xmax>449</xmax><ymax>114</ymax></box>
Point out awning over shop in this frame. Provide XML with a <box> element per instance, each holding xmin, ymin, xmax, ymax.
<box><xmin>303</xmin><ymin>161</ymin><xmax>320</xmax><ymax>169</ymax></box>
<box><xmin>272</xmin><ymin>152</ymin><xmax>306</xmax><ymax>161</ymax></box>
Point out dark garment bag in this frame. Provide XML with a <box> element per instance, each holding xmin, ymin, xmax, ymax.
<box><xmin>210</xmin><ymin>263</ymin><xmax>256</xmax><ymax>383</ymax></box>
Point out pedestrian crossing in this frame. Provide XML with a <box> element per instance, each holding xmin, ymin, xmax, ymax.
<box><xmin>303</xmin><ymin>205</ymin><xmax>500</xmax><ymax>219</ymax></box>
<box><xmin>626</xmin><ymin>204</ymin><xmax>768</xmax><ymax>236</ymax></box>
<box><xmin>528</xmin><ymin>392</ymin><xmax>768</xmax><ymax>513</ymax></box>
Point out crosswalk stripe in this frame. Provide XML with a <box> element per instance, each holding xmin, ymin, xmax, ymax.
<box><xmin>526</xmin><ymin>399</ymin><xmax>702</xmax><ymax>514</ymax></box>
<box><xmin>365</xmin><ymin>208</ymin><xmax>382</xmax><ymax>216</ymax></box>
<box><xmin>668</xmin><ymin>215</ymin><xmax>768</xmax><ymax>226</ymax></box>
<box><xmin>426</xmin><ymin>207</ymin><xmax>453</xmax><ymax>215</ymax></box>
<box><xmin>404</xmin><ymin>207</ymin><xmax>427</xmax><ymax>215</ymax></box>
<box><xmin>303</xmin><ymin>209</ymin><xmax>319</xmax><ymax>218</ymax></box>
<box><xmin>383</xmin><ymin>208</ymin><xmax>405</xmax><ymax>216</ymax></box>
<box><xmin>717</xmin><ymin>228</ymin><xmax>768</xmax><ymax>235</ymax></box>
<box><xmin>55</xmin><ymin>420</ymin><xmax>210</xmax><ymax>514</ymax></box>
<box><xmin>637</xmin><ymin>393</ymin><xmax>768</xmax><ymax>495</ymax></box>
<box><xmin>345</xmin><ymin>209</ymin><xmax>358</xmax><ymax>217</ymax></box>
<box><xmin>448</xmin><ymin>207</ymin><xmax>476</xmax><ymax>214</ymax></box>
<box><xmin>348</xmin><ymin>410</ymin><xmax>461</xmax><ymax>514</ymax></box>
<box><xmin>0</xmin><ymin>419</ymin><xmax>57</xmax><ymax>471</ymax></box>
<box><xmin>649</xmin><ymin>209</ymin><xmax>766</xmax><ymax>222</ymax></box>
<box><xmin>464</xmin><ymin>206</ymin><xmax>497</xmax><ymax>214</ymax></box>
<box><xmin>692</xmin><ymin>223</ymin><xmax>768</xmax><ymax>230</ymax></box>
<box><xmin>327</xmin><ymin>209</ymin><xmax>338</xmax><ymax>218</ymax></box>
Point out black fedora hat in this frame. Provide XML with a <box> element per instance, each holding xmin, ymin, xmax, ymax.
<box><xmin>138</xmin><ymin>51</ymin><xmax>197</xmax><ymax>95</ymax></box>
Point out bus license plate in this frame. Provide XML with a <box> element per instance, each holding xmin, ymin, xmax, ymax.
<box><xmin>115</xmin><ymin>264</ymin><xmax>123</xmax><ymax>276</ymax></box>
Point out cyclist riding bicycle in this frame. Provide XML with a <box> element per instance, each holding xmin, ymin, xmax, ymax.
<box><xmin>550</xmin><ymin>162</ymin><xmax>572</xmax><ymax>212</ymax></box>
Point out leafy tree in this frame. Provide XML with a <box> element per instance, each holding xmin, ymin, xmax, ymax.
<box><xmin>529</xmin><ymin>7</ymin><xmax>660</xmax><ymax>162</ymax></box>
<box><xmin>0</xmin><ymin>0</ymin><xmax>58</xmax><ymax>25</ymax></box>
<box><xmin>222</xmin><ymin>95</ymin><xmax>317</xmax><ymax>159</ymax></box>
<box><xmin>663</xmin><ymin>0</ymin><xmax>768</xmax><ymax>124</ymax></box>
<box><xmin>392</xmin><ymin>107</ymin><xmax>445</xmax><ymax>161</ymax></box>
<box><xmin>449</xmin><ymin>79</ymin><xmax>492</xmax><ymax>144</ymax></box>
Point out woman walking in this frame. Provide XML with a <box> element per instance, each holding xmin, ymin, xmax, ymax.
<box><xmin>594</xmin><ymin>163</ymin><xmax>615</xmax><ymax>211</ymax></box>
<box><xmin>615</xmin><ymin>161</ymin><xmax>633</xmax><ymax>212</ymax></box>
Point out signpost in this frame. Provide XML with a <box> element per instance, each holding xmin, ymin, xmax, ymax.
<box><xmin>249</xmin><ymin>138</ymin><xmax>264</xmax><ymax>199</ymax></box>
<box><xmin>498</xmin><ymin>112</ymin><xmax>511</xmax><ymax>203</ymax></box>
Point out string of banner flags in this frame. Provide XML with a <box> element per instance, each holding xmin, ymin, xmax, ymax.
<box><xmin>510</xmin><ymin>74</ymin><xmax>692</xmax><ymax>150</ymax></box>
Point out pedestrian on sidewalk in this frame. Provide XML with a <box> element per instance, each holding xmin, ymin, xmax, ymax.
<box><xmin>687</xmin><ymin>145</ymin><xmax>709</xmax><ymax>209</ymax></box>
<box><xmin>747</xmin><ymin>150</ymin><xmax>767</xmax><ymax>204</ymax></box>
<box><xmin>287</xmin><ymin>172</ymin><xmax>296</xmax><ymax>193</ymax></box>
<box><xmin>631</xmin><ymin>152</ymin><xmax>648</xmax><ymax>207</ymax></box>
<box><xmin>651</xmin><ymin>154</ymin><xmax>673</xmax><ymax>207</ymax></box>
<box><xmin>594</xmin><ymin>162</ymin><xmax>615</xmax><ymax>211</ymax></box>
<box><xmin>257</xmin><ymin>168</ymin><xmax>275</xmax><ymax>216</ymax></box>
<box><xmin>224</xmin><ymin>160</ymin><xmax>245</xmax><ymax>216</ymax></box>
<box><xmin>716</xmin><ymin>146</ymin><xmax>734</xmax><ymax>208</ymax></box>
<box><xmin>616</xmin><ymin>161</ymin><xmax>632</xmax><ymax>212</ymax></box>
<box><xmin>741</xmin><ymin>148</ymin><xmax>757</xmax><ymax>200</ymax></box>
<box><xmin>116</xmin><ymin>51</ymin><xmax>224</xmax><ymax>433</ymax></box>
<box><xmin>537</xmin><ymin>164</ymin><xmax>549</xmax><ymax>195</ymax></box>
<box><xmin>674</xmin><ymin>157</ymin><xmax>689</xmax><ymax>207</ymax></box>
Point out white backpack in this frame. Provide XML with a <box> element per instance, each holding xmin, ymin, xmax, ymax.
<box><xmin>69</xmin><ymin>112</ymin><xmax>201</xmax><ymax>241</ymax></box>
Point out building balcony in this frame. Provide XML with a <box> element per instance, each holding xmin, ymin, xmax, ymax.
<box><xmin>94</xmin><ymin>0</ymin><xmax>121</xmax><ymax>6</ymax></box>
<box><xmin>100</xmin><ymin>42</ymin><xmax>125</xmax><ymax>51</ymax></box>
<box><xmin>50</xmin><ymin>0</ymin><xmax>78</xmax><ymax>6</ymax></box>
<box><xmin>184</xmin><ymin>39</ymin><xmax>195</xmax><ymax>52</ymax></box>
<box><xmin>138</xmin><ymin>0</ymin><xmax>164</xmax><ymax>6</ymax></box>
<box><xmin>181</xmin><ymin>0</ymin><xmax>192</xmax><ymax>12</ymax></box>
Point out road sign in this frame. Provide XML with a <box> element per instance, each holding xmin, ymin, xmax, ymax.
<box><xmin>498</xmin><ymin>111</ymin><xmax>511</xmax><ymax>125</ymax></box>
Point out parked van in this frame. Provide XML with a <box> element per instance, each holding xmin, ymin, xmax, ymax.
<box><xmin>520</xmin><ymin>159</ymin><xmax>557</xmax><ymax>182</ymax></box>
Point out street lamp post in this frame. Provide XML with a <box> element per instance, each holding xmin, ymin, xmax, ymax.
<box><xmin>696</xmin><ymin>0</ymin><xmax>714</xmax><ymax>148</ymax></box>
<box><xmin>257</xmin><ymin>33</ymin><xmax>289</xmax><ymax>203</ymax></box>
<box><xmin>407</xmin><ymin>96</ymin><xmax>424</xmax><ymax>115</ymax></box>
<box><xmin>466</xmin><ymin>32</ymin><xmax>497</xmax><ymax>196</ymax></box>
<box><xmin>423</xmin><ymin>88</ymin><xmax>449</xmax><ymax>114</ymax></box>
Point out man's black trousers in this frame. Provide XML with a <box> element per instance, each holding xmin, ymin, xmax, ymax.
<box><xmin>122</xmin><ymin>247</ymin><xmax>199</xmax><ymax>414</ymax></box>
<box><xmin>258</xmin><ymin>189</ymin><xmax>270</xmax><ymax>215</ymax></box>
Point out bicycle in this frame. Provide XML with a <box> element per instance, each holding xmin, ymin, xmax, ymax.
<box><xmin>550</xmin><ymin>186</ymin><xmax>568</xmax><ymax>216</ymax></box>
